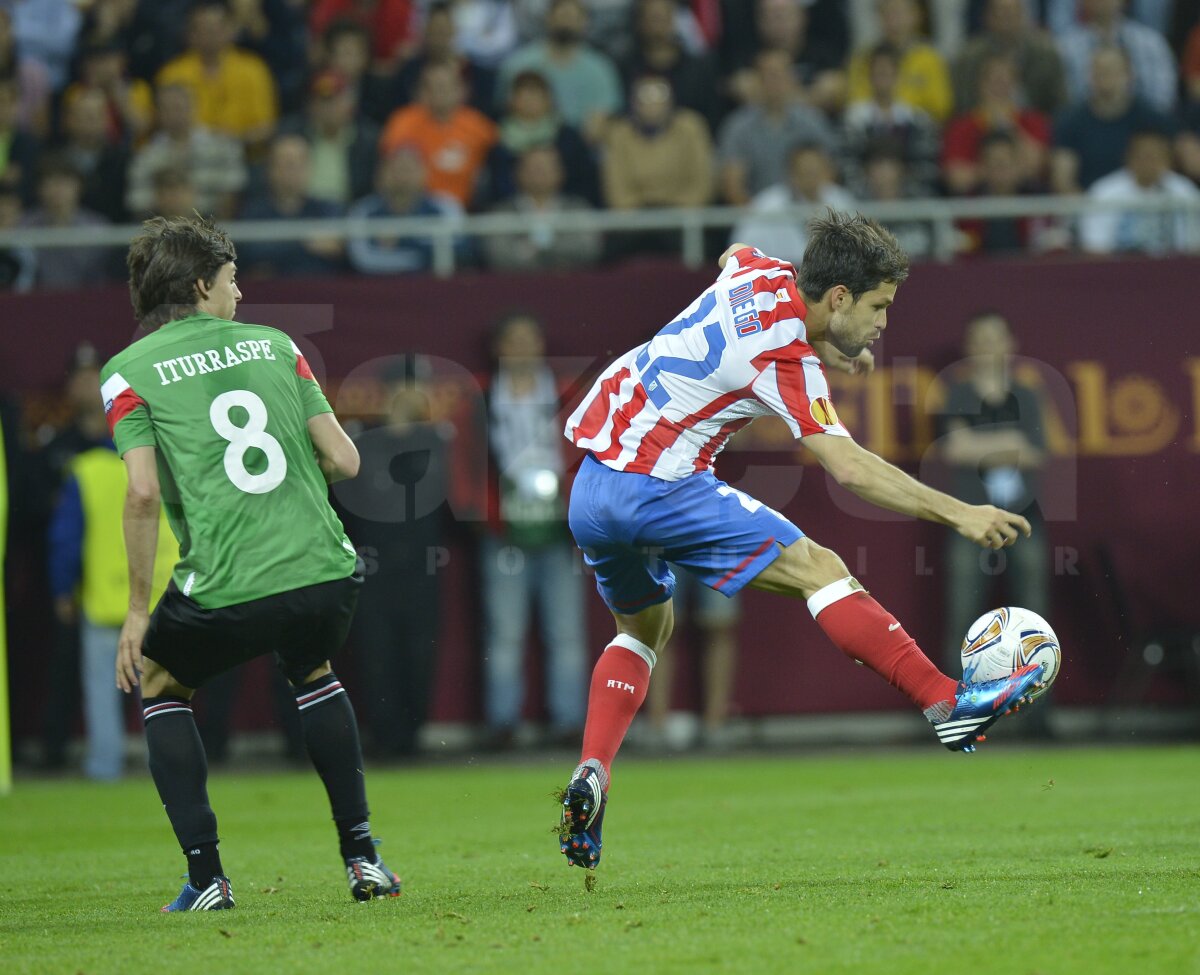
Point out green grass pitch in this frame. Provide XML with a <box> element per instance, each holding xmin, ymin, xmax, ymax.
<box><xmin>2</xmin><ymin>745</ymin><xmax>1198</xmax><ymax>975</ymax></box>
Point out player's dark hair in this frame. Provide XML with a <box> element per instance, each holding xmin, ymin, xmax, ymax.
<box><xmin>798</xmin><ymin>210</ymin><xmax>909</xmax><ymax>302</ymax></box>
<box><xmin>127</xmin><ymin>214</ymin><xmax>236</xmax><ymax>329</ymax></box>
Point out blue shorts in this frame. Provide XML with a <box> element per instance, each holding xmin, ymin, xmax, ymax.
<box><xmin>568</xmin><ymin>453</ymin><xmax>803</xmax><ymax>615</ymax></box>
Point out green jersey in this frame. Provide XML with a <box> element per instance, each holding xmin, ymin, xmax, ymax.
<box><xmin>100</xmin><ymin>314</ymin><xmax>356</xmax><ymax>608</ymax></box>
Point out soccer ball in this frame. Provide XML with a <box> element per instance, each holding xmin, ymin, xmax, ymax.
<box><xmin>960</xmin><ymin>607</ymin><xmax>1060</xmax><ymax>699</ymax></box>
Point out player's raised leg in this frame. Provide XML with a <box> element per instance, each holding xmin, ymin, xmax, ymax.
<box><xmin>750</xmin><ymin>538</ymin><xmax>1046</xmax><ymax>750</ymax></box>
<box><xmin>138</xmin><ymin>660</ymin><xmax>235</xmax><ymax>912</ymax></box>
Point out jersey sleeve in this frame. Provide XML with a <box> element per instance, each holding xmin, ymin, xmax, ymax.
<box><xmin>751</xmin><ymin>348</ymin><xmax>851</xmax><ymax>440</ymax></box>
<box><xmin>717</xmin><ymin>246</ymin><xmax>798</xmax><ymax>283</ymax></box>
<box><xmin>100</xmin><ymin>365</ymin><xmax>157</xmax><ymax>455</ymax></box>
<box><xmin>290</xmin><ymin>338</ymin><xmax>333</xmax><ymax>418</ymax></box>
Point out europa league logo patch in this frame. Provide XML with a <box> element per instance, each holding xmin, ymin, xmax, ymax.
<box><xmin>810</xmin><ymin>396</ymin><xmax>839</xmax><ymax>427</ymax></box>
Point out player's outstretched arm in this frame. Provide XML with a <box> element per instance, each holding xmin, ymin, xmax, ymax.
<box><xmin>307</xmin><ymin>412</ymin><xmax>360</xmax><ymax>483</ymax></box>
<box><xmin>803</xmin><ymin>433</ymin><xmax>1031</xmax><ymax>549</ymax></box>
<box><xmin>117</xmin><ymin>446</ymin><xmax>160</xmax><ymax>693</ymax></box>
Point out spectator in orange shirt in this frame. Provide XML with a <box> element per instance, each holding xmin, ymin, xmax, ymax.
<box><xmin>156</xmin><ymin>0</ymin><xmax>278</xmax><ymax>147</ymax></box>
<box><xmin>380</xmin><ymin>59</ymin><xmax>498</xmax><ymax>207</ymax></box>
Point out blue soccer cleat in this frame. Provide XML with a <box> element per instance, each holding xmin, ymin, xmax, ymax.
<box><xmin>161</xmin><ymin>875</ymin><xmax>235</xmax><ymax>912</ymax></box>
<box><xmin>931</xmin><ymin>663</ymin><xmax>1046</xmax><ymax>752</ymax></box>
<box><xmin>346</xmin><ymin>843</ymin><xmax>402</xmax><ymax>902</ymax></box>
<box><xmin>558</xmin><ymin>761</ymin><xmax>607</xmax><ymax>869</ymax></box>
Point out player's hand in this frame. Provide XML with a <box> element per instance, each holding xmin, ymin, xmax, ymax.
<box><xmin>844</xmin><ymin>349</ymin><xmax>875</xmax><ymax>375</ymax></box>
<box><xmin>719</xmin><ymin>241</ymin><xmax>752</xmax><ymax>268</ymax></box>
<box><xmin>954</xmin><ymin>505</ymin><xmax>1031</xmax><ymax>549</ymax></box>
<box><xmin>812</xmin><ymin>341</ymin><xmax>874</xmax><ymax>376</ymax></box>
<box><xmin>116</xmin><ymin>609</ymin><xmax>149</xmax><ymax>693</ymax></box>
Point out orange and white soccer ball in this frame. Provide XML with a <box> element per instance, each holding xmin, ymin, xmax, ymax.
<box><xmin>960</xmin><ymin>607</ymin><xmax>1061</xmax><ymax>700</ymax></box>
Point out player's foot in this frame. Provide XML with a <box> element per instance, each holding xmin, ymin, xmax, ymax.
<box><xmin>929</xmin><ymin>663</ymin><xmax>1046</xmax><ymax>752</ymax></box>
<box><xmin>558</xmin><ymin>760</ymin><xmax>607</xmax><ymax>869</ymax></box>
<box><xmin>160</xmin><ymin>876</ymin><xmax>235</xmax><ymax>912</ymax></box>
<box><xmin>345</xmin><ymin>844</ymin><xmax>402</xmax><ymax>902</ymax></box>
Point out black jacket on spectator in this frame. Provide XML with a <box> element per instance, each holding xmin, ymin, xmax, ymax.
<box><xmin>1053</xmin><ymin>96</ymin><xmax>1177</xmax><ymax>189</ymax></box>
<box><xmin>1</xmin><ymin>129</ymin><xmax>40</xmax><ymax>205</ymax></box>
<box><xmin>64</xmin><ymin>144</ymin><xmax>130</xmax><ymax>224</ymax></box>
<box><xmin>236</xmin><ymin>0</ymin><xmax>310</xmax><ymax>114</ymax></box>
<box><xmin>122</xmin><ymin>0</ymin><xmax>192</xmax><ymax>79</ymax></box>
<box><xmin>487</xmin><ymin>124</ymin><xmax>599</xmax><ymax>206</ymax></box>
<box><xmin>237</xmin><ymin>196</ymin><xmax>344</xmax><ymax>278</ymax></box>
<box><xmin>620</xmin><ymin>48</ymin><xmax>721</xmax><ymax>128</ymax></box>
<box><xmin>720</xmin><ymin>0</ymin><xmax>849</xmax><ymax>76</ymax></box>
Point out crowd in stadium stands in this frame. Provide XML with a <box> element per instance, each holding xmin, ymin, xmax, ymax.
<box><xmin>4</xmin><ymin>0</ymin><xmax>1200</xmax><ymax>290</ymax></box>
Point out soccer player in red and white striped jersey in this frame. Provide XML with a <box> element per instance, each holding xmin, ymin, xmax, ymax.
<box><xmin>557</xmin><ymin>211</ymin><xmax>1047</xmax><ymax>870</ymax></box>
<box><xmin>566</xmin><ymin>239</ymin><xmax>855</xmax><ymax>480</ymax></box>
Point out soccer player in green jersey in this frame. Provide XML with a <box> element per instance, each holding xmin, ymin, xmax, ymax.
<box><xmin>103</xmin><ymin>215</ymin><xmax>400</xmax><ymax>911</ymax></box>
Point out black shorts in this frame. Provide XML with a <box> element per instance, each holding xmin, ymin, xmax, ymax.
<box><xmin>142</xmin><ymin>569</ymin><xmax>363</xmax><ymax>689</ymax></box>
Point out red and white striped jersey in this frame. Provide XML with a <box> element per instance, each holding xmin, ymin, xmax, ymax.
<box><xmin>565</xmin><ymin>247</ymin><xmax>850</xmax><ymax>481</ymax></box>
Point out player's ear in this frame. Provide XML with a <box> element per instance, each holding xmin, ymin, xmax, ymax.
<box><xmin>826</xmin><ymin>284</ymin><xmax>850</xmax><ymax>309</ymax></box>
<box><xmin>194</xmin><ymin>276</ymin><xmax>211</xmax><ymax>302</ymax></box>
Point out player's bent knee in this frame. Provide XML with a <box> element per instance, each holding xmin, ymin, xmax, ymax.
<box><xmin>140</xmin><ymin>657</ymin><xmax>194</xmax><ymax>699</ymax></box>
<box><xmin>807</xmin><ymin>543</ymin><xmax>850</xmax><ymax>589</ymax></box>
<box><xmin>612</xmin><ymin>600</ymin><xmax>674</xmax><ymax>653</ymax></box>
<box><xmin>751</xmin><ymin>538</ymin><xmax>850</xmax><ymax>599</ymax></box>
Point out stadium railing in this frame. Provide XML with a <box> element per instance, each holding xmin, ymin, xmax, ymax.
<box><xmin>1</xmin><ymin>194</ymin><xmax>1197</xmax><ymax>277</ymax></box>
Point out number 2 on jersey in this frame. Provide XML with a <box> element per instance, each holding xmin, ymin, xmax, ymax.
<box><xmin>209</xmin><ymin>389</ymin><xmax>287</xmax><ymax>494</ymax></box>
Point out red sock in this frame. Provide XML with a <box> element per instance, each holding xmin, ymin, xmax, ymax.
<box><xmin>579</xmin><ymin>636</ymin><xmax>655</xmax><ymax>781</ymax></box>
<box><xmin>809</xmin><ymin>580</ymin><xmax>956</xmax><ymax>710</ymax></box>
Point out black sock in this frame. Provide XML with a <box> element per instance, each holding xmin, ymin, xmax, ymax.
<box><xmin>185</xmin><ymin>843</ymin><xmax>223</xmax><ymax>890</ymax></box>
<box><xmin>142</xmin><ymin>696</ymin><xmax>224</xmax><ymax>888</ymax></box>
<box><xmin>295</xmin><ymin>673</ymin><xmax>375</xmax><ymax>860</ymax></box>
